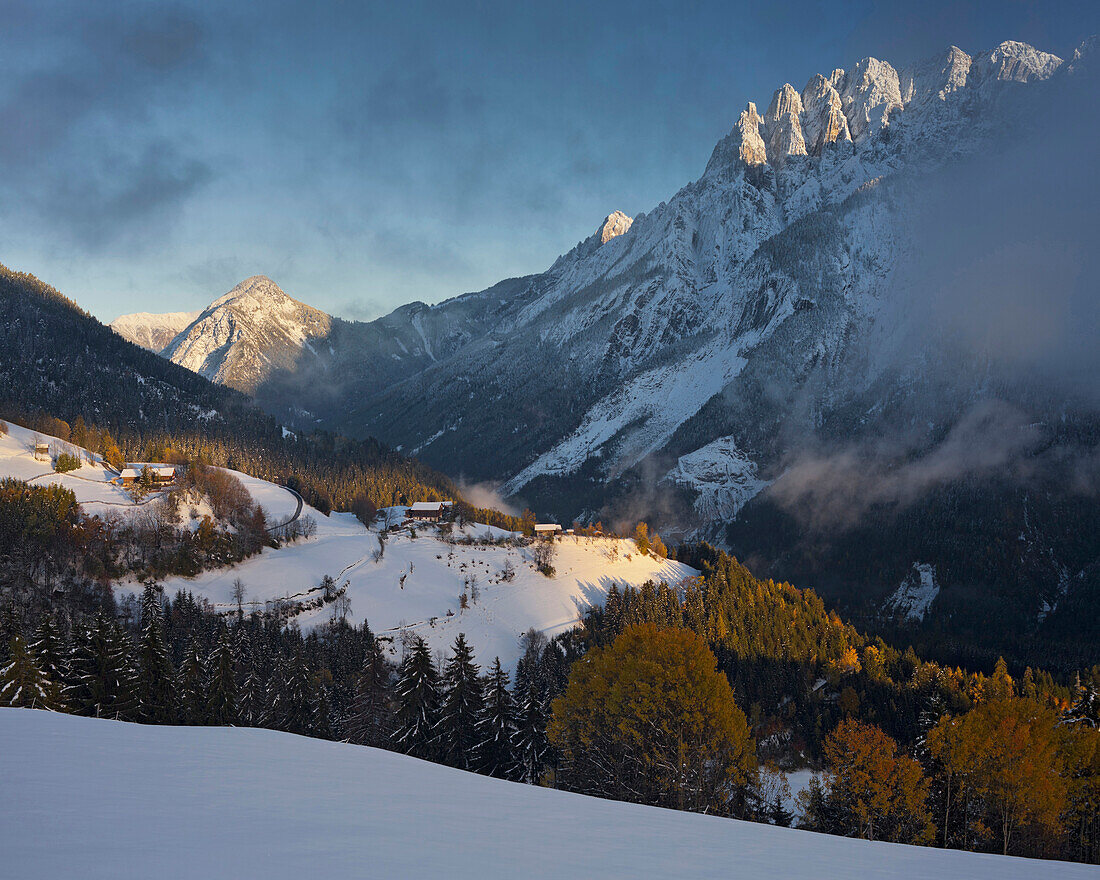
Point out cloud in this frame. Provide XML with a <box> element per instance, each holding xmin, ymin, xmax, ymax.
<box><xmin>0</xmin><ymin>5</ymin><xmax>212</xmax><ymax>247</ymax></box>
<box><xmin>458</xmin><ymin>481</ymin><xmax>520</xmax><ymax>516</ymax></box>
<box><xmin>35</xmin><ymin>142</ymin><xmax>214</xmax><ymax>249</ymax></box>
<box><xmin>767</xmin><ymin>401</ymin><xmax>1048</xmax><ymax>531</ymax></box>
<box><xmin>892</xmin><ymin>59</ymin><xmax>1100</xmax><ymax>405</ymax></box>
<box><xmin>762</xmin><ymin>58</ymin><xmax>1100</xmax><ymax>534</ymax></box>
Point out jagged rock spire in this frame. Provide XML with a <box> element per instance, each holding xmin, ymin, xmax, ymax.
<box><xmin>800</xmin><ymin>74</ymin><xmax>851</xmax><ymax>155</ymax></box>
<box><xmin>596</xmin><ymin>211</ymin><xmax>633</xmax><ymax>245</ymax></box>
<box><xmin>763</xmin><ymin>84</ymin><xmax>807</xmax><ymax>165</ymax></box>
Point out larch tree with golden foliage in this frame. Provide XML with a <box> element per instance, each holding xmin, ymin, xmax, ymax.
<box><xmin>801</xmin><ymin>717</ymin><xmax>933</xmax><ymax>844</ymax></box>
<box><xmin>926</xmin><ymin>698</ymin><xmax>1066</xmax><ymax>855</ymax></box>
<box><xmin>548</xmin><ymin>623</ymin><xmax>756</xmax><ymax>815</ymax></box>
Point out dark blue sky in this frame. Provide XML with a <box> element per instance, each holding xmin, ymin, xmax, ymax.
<box><xmin>2</xmin><ymin>0</ymin><xmax>1095</xmax><ymax>321</ymax></box>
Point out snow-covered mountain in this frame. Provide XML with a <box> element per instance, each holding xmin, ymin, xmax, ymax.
<box><xmin>116</xmin><ymin>39</ymin><xmax>1100</xmax><ymax>665</ymax></box>
<box><xmin>7</xmin><ymin>710</ymin><xmax>1087</xmax><ymax>880</ymax></box>
<box><xmin>109</xmin><ymin>309</ymin><xmax>199</xmax><ymax>352</ymax></box>
<box><xmin>114</xmin><ymin>276</ymin><xmax>332</xmax><ymax>394</ymax></box>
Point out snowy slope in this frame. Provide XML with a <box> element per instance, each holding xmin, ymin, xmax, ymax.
<box><xmin>0</xmin><ymin>420</ymin><xmax>301</xmax><ymax>529</ymax></box>
<box><xmin>109</xmin><ymin>310</ymin><xmax>200</xmax><ymax>353</ymax></box>
<box><xmin>144</xmin><ymin>511</ymin><xmax>696</xmax><ymax>669</ymax></box>
<box><xmin>0</xmin><ymin>421</ymin><xmax>146</xmax><ymax>515</ymax></box>
<box><xmin>1</xmin><ymin>709</ymin><xmax>1087</xmax><ymax>880</ymax></box>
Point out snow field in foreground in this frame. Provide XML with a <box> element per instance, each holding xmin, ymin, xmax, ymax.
<box><xmin>0</xmin><ymin>709</ymin><xmax>1086</xmax><ymax>880</ymax></box>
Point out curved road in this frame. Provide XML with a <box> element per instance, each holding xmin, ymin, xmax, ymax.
<box><xmin>266</xmin><ymin>485</ymin><xmax>304</xmax><ymax>533</ymax></box>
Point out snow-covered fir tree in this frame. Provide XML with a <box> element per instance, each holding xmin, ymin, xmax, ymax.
<box><xmin>206</xmin><ymin>627</ymin><xmax>238</xmax><ymax>726</ymax></box>
<box><xmin>392</xmin><ymin>637</ymin><xmax>440</xmax><ymax>760</ymax></box>
<box><xmin>1063</xmin><ymin>674</ymin><xmax>1100</xmax><ymax>729</ymax></box>
<box><xmin>136</xmin><ymin>583</ymin><xmax>175</xmax><ymax>723</ymax></box>
<box><xmin>477</xmin><ymin>657</ymin><xmax>518</xmax><ymax>779</ymax></box>
<box><xmin>0</xmin><ymin>632</ymin><xmax>58</xmax><ymax>709</ymax></box>
<box><xmin>176</xmin><ymin>637</ymin><xmax>208</xmax><ymax>724</ymax></box>
<box><xmin>343</xmin><ymin>629</ymin><xmax>393</xmax><ymax>747</ymax></box>
<box><xmin>438</xmin><ymin>633</ymin><xmax>484</xmax><ymax>770</ymax></box>
<box><xmin>29</xmin><ymin>615</ymin><xmax>68</xmax><ymax>709</ymax></box>
<box><xmin>513</xmin><ymin>675</ymin><xmax>551</xmax><ymax>785</ymax></box>
<box><xmin>66</xmin><ymin>614</ymin><xmax>139</xmax><ymax>720</ymax></box>
<box><xmin>273</xmin><ymin>648</ymin><xmax>317</xmax><ymax>736</ymax></box>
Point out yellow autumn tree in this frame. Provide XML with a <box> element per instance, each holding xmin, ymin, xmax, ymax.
<box><xmin>549</xmin><ymin>623</ymin><xmax>756</xmax><ymax>814</ymax></box>
<box><xmin>801</xmin><ymin>717</ymin><xmax>933</xmax><ymax>844</ymax></box>
<box><xmin>927</xmin><ymin>698</ymin><xmax>1066</xmax><ymax>855</ymax></box>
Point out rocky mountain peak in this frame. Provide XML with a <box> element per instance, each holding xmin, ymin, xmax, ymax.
<box><xmin>706</xmin><ymin>102</ymin><xmax>768</xmax><ymax>174</ymax></box>
<box><xmin>156</xmin><ymin>277</ymin><xmax>332</xmax><ymax>394</ymax></box>
<box><xmin>975</xmin><ymin>40</ymin><xmax>1062</xmax><ymax>83</ymax></box>
<box><xmin>900</xmin><ymin>45</ymin><xmax>972</xmax><ymax>106</ymax></box>
<box><xmin>800</xmin><ymin>74</ymin><xmax>852</xmax><ymax>155</ymax></box>
<box><xmin>597</xmin><ymin>210</ymin><xmax>634</xmax><ymax>244</ymax></box>
<box><xmin>209</xmin><ymin>275</ymin><xmax>292</xmax><ymax>310</ymax></box>
<box><xmin>838</xmin><ymin>56</ymin><xmax>903</xmax><ymax>141</ymax></box>
<box><xmin>763</xmin><ymin>84</ymin><xmax>807</xmax><ymax>165</ymax></box>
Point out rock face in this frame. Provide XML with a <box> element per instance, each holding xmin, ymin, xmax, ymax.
<box><xmin>763</xmin><ymin>84</ymin><xmax>807</xmax><ymax>165</ymax></box>
<box><xmin>597</xmin><ymin>211</ymin><xmax>633</xmax><ymax>244</ymax></box>
<box><xmin>975</xmin><ymin>39</ymin><xmax>1063</xmax><ymax>83</ymax></box>
<box><xmin>157</xmin><ymin>276</ymin><xmax>332</xmax><ymax>394</ymax></box>
<box><xmin>800</xmin><ymin>74</ymin><xmax>852</xmax><ymax>154</ymax></box>
<box><xmin>707</xmin><ymin>102</ymin><xmax>768</xmax><ymax>170</ymax></box>
<box><xmin>837</xmin><ymin>56</ymin><xmax>904</xmax><ymax>140</ymax></box>
<box><xmin>900</xmin><ymin>45</ymin><xmax>972</xmax><ymax>106</ymax></box>
<box><xmin>111</xmin><ymin>310</ymin><xmax>200</xmax><ymax>353</ymax></box>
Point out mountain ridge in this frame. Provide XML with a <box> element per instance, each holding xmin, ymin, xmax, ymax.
<box><xmin>104</xmin><ymin>37</ymin><xmax>1100</xmax><ymax>669</ymax></box>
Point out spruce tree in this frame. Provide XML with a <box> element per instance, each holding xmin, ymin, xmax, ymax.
<box><xmin>67</xmin><ymin>615</ymin><xmax>139</xmax><ymax>720</ymax></box>
<box><xmin>137</xmin><ymin>584</ymin><xmax>175</xmax><ymax>723</ymax></box>
<box><xmin>477</xmin><ymin>657</ymin><xmax>518</xmax><ymax>778</ymax></box>
<box><xmin>314</xmin><ymin>684</ymin><xmax>334</xmax><ymax>739</ymax></box>
<box><xmin>30</xmin><ymin>615</ymin><xmax>68</xmax><ymax>709</ymax></box>
<box><xmin>273</xmin><ymin>648</ymin><xmax>317</xmax><ymax>736</ymax></box>
<box><xmin>438</xmin><ymin>633</ymin><xmax>484</xmax><ymax>770</ymax></box>
<box><xmin>206</xmin><ymin>628</ymin><xmax>238</xmax><ymax>726</ymax></box>
<box><xmin>239</xmin><ymin>666</ymin><xmax>266</xmax><ymax>727</ymax></box>
<box><xmin>177</xmin><ymin>637</ymin><xmax>208</xmax><ymax>724</ymax></box>
<box><xmin>392</xmin><ymin>637</ymin><xmax>441</xmax><ymax>760</ymax></box>
<box><xmin>513</xmin><ymin>676</ymin><xmax>550</xmax><ymax>785</ymax></box>
<box><xmin>1064</xmin><ymin>674</ymin><xmax>1100</xmax><ymax>729</ymax></box>
<box><xmin>0</xmin><ymin>633</ymin><xmax>58</xmax><ymax>709</ymax></box>
<box><xmin>344</xmin><ymin>632</ymin><xmax>393</xmax><ymax>747</ymax></box>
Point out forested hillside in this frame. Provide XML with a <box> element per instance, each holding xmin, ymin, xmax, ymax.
<box><xmin>0</xmin><ymin>265</ymin><xmax>458</xmax><ymax>513</ymax></box>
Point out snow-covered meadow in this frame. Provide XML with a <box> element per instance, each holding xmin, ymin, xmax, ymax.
<box><xmin>149</xmin><ymin>505</ymin><xmax>696</xmax><ymax>670</ymax></box>
<box><xmin>0</xmin><ymin>420</ymin><xmax>140</xmax><ymax>513</ymax></box>
<box><xmin>1</xmin><ymin>709</ymin><xmax>1086</xmax><ymax>880</ymax></box>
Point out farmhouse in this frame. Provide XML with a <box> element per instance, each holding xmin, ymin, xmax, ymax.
<box><xmin>118</xmin><ymin>466</ymin><xmax>177</xmax><ymax>488</ymax></box>
<box><xmin>405</xmin><ymin>501</ymin><xmax>445</xmax><ymax>522</ymax></box>
<box><xmin>534</xmin><ymin>523</ymin><xmax>562</xmax><ymax>535</ymax></box>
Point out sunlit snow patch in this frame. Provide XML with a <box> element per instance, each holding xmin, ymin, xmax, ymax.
<box><xmin>884</xmin><ymin>562</ymin><xmax>939</xmax><ymax>621</ymax></box>
<box><xmin>663</xmin><ymin>436</ymin><xmax>769</xmax><ymax>521</ymax></box>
